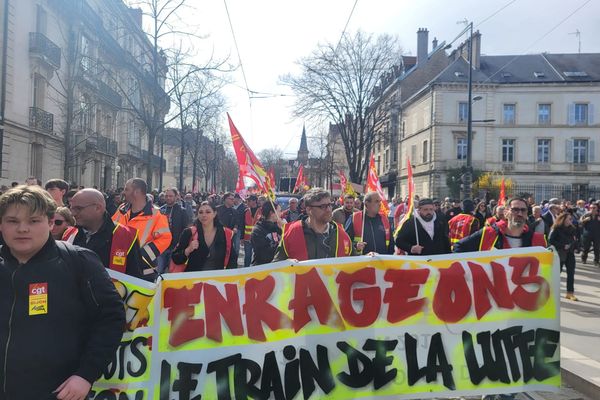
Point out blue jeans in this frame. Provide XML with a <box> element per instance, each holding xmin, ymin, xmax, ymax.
<box><xmin>156</xmin><ymin>248</ymin><xmax>173</xmax><ymax>274</ymax></box>
<box><xmin>244</xmin><ymin>240</ymin><xmax>253</xmax><ymax>268</ymax></box>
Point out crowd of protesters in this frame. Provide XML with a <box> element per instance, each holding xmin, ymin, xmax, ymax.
<box><xmin>1</xmin><ymin>175</ymin><xmax>599</xmax><ymax>399</ymax></box>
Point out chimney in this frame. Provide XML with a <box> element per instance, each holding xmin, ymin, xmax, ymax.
<box><xmin>417</xmin><ymin>28</ymin><xmax>429</xmax><ymax>66</ymax></box>
<box><xmin>471</xmin><ymin>31</ymin><xmax>482</xmax><ymax>70</ymax></box>
<box><xmin>432</xmin><ymin>37</ymin><xmax>438</xmax><ymax>49</ymax></box>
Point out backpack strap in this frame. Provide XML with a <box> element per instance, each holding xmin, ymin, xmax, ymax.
<box><xmin>55</xmin><ymin>240</ymin><xmax>85</xmax><ymax>288</ymax></box>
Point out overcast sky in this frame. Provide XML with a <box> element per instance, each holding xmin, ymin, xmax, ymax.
<box><xmin>181</xmin><ymin>0</ymin><xmax>599</xmax><ymax>157</ymax></box>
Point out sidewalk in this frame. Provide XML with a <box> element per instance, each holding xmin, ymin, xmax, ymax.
<box><xmin>558</xmin><ymin>258</ymin><xmax>600</xmax><ymax>399</ymax></box>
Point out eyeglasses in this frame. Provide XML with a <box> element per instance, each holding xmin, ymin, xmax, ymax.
<box><xmin>510</xmin><ymin>207</ymin><xmax>528</xmax><ymax>214</ymax></box>
<box><xmin>69</xmin><ymin>204</ymin><xmax>95</xmax><ymax>212</ymax></box>
<box><xmin>310</xmin><ymin>203</ymin><xmax>334</xmax><ymax>210</ymax></box>
<box><xmin>54</xmin><ymin>219</ymin><xmax>65</xmax><ymax>226</ymax></box>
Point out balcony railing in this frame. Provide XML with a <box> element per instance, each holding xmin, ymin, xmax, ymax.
<box><xmin>97</xmin><ymin>135</ymin><xmax>117</xmax><ymax>156</ymax></box>
<box><xmin>29</xmin><ymin>107</ymin><xmax>54</xmax><ymax>133</ymax></box>
<box><xmin>128</xmin><ymin>144</ymin><xmax>142</xmax><ymax>159</ymax></box>
<box><xmin>29</xmin><ymin>32</ymin><xmax>61</xmax><ymax>69</ymax></box>
<box><xmin>142</xmin><ymin>150</ymin><xmax>166</xmax><ymax>170</ymax></box>
<box><xmin>96</xmin><ymin>80</ymin><xmax>122</xmax><ymax>108</ymax></box>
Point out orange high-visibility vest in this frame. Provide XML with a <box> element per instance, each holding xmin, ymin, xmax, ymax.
<box><xmin>113</xmin><ymin>202</ymin><xmax>171</xmax><ymax>268</ymax></box>
<box><xmin>244</xmin><ymin>207</ymin><xmax>262</xmax><ymax>241</ymax></box>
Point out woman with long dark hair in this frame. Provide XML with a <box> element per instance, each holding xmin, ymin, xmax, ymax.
<box><xmin>251</xmin><ymin>201</ymin><xmax>283</xmax><ymax>265</ymax></box>
<box><xmin>549</xmin><ymin>212</ymin><xmax>578</xmax><ymax>300</ymax></box>
<box><xmin>474</xmin><ymin>201</ymin><xmax>491</xmax><ymax>228</ymax></box>
<box><xmin>171</xmin><ymin>201</ymin><xmax>237</xmax><ymax>271</ymax></box>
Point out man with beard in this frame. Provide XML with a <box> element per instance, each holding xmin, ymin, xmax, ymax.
<box><xmin>394</xmin><ymin>198</ymin><xmax>450</xmax><ymax>255</ymax></box>
<box><xmin>454</xmin><ymin>197</ymin><xmax>547</xmax><ymax>252</ymax></box>
<box><xmin>332</xmin><ymin>194</ymin><xmax>357</xmax><ymax>225</ymax></box>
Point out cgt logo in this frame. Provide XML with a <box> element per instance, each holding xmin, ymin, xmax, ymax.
<box><xmin>30</xmin><ymin>283</ymin><xmax>47</xmax><ymax>296</ymax></box>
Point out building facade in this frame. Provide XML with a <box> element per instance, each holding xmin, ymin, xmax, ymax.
<box><xmin>0</xmin><ymin>0</ymin><xmax>167</xmax><ymax>189</ymax></box>
<box><xmin>372</xmin><ymin>28</ymin><xmax>600</xmax><ymax>201</ymax></box>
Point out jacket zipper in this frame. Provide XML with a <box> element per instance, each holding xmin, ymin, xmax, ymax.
<box><xmin>3</xmin><ymin>269</ymin><xmax>17</xmax><ymax>393</ymax></box>
<box><xmin>87</xmin><ymin>281</ymin><xmax>99</xmax><ymax>307</ymax></box>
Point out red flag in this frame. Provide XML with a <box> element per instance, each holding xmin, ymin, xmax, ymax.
<box><xmin>267</xmin><ymin>167</ymin><xmax>276</xmax><ymax>192</ymax></box>
<box><xmin>366</xmin><ymin>154</ymin><xmax>390</xmax><ymax>216</ymax></box>
<box><xmin>498</xmin><ymin>178</ymin><xmax>506</xmax><ymax>206</ymax></box>
<box><xmin>236</xmin><ymin>174</ymin><xmax>245</xmax><ymax>192</ymax></box>
<box><xmin>228</xmin><ymin>114</ymin><xmax>273</xmax><ymax>196</ymax></box>
<box><xmin>396</xmin><ymin>157</ymin><xmax>414</xmax><ymax>232</ymax></box>
<box><xmin>293</xmin><ymin>165</ymin><xmax>305</xmax><ymax>193</ymax></box>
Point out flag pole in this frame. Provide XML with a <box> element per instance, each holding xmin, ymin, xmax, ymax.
<box><xmin>359</xmin><ymin>200</ymin><xmax>366</xmax><ymax>254</ymax></box>
<box><xmin>413</xmin><ymin>204</ymin><xmax>420</xmax><ymax>247</ymax></box>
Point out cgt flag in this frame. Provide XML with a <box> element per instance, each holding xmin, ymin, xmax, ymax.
<box><xmin>228</xmin><ymin>114</ymin><xmax>273</xmax><ymax>197</ymax></box>
<box><xmin>293</xmin><ymin>165</ymin><xmax>305</xmax><ymax>193</ymax></box>
<box><xmin>366</xmin><ymin>154</ymin><xmax>390</xmax><ymax>216</ymax></box>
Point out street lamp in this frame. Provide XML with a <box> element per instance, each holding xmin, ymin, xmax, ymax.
<box><xmin>463</xmin><ymin>21</ymin><xmax>475</xmax><ymax>201</ymax></box>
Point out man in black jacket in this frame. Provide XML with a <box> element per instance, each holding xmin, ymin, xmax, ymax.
<box><xmin>581</xmin><ymin>202</ymin><xmax>600</xmax><ymax>265</ymax></box>
<box><xmin>66</xmin><ymin>188</ymin><xmax>146</xmax><ymax>280</ymax></box>
<box><xmin>0</xmin><ymin>185</ymin><xmax>124</xmax><ymax>400</ymax></box>
<box><xmin>158</xmin><ymin>188</ymin><xmax>191</xmax><ymax>273</ymax></box>
<box><xmin>395</xmin><ymin>198</ymin><xmax>451</xmax><ymax>255</ymax></box>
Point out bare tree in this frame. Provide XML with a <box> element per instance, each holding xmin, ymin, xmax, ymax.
<box><xmin>115</xmin><ymin>0</ymin><xmax>232</xmax><ymax>189</ymax></box>
<box><xmin>282</xmin><ymin>30</ymin><xmax>401</xmax><ymax>183</ymax></box>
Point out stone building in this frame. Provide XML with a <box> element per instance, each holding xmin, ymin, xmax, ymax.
<box><xmin>0</xmin><ymin>0</ymin><xmax>168</xmax><ymax>189</ymax></box>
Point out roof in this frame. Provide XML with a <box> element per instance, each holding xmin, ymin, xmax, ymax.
<box><xmin>432</xmin><ymin>53</ymin><xmax>600</xmax><ymax>85</ymax></box>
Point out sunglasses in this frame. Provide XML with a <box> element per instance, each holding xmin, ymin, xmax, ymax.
<box><xmin>54</xmin><ymin>219</ymin><xmax>65</xmax><ymax>226</ymax></box>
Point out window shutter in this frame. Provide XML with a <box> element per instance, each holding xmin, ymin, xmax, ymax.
<box><xmin>568</xmin><ymin>103</ymin><xmax>575</xmax><ymax>126</ymax></box>
<box><xmin>589</xmin><ymin>140</ymin><xmax>596</xmax><ymax>162</ymax></box>
<box><xmin>566</xmin><ymin>139</ymin><xmax>574</xmax><ymax>163</ymax></box>
<box><xmin>589</xmin><ymin>104</ymin><xmax>595</xmax><ymax>125</ymax></box>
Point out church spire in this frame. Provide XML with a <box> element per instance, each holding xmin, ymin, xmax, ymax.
<box><xmin>297</xmin><ymin>124</ymin><xmax>309</xmax><ymax>164</ymax></box>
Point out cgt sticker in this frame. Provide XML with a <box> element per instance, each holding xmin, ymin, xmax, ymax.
<box><xmin>29</xmin><ymin>283</ymin><xmax>48</xmax><ymax>315</ymax></box>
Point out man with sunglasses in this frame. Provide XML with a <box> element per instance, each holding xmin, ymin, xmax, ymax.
<box><xmin>454</xmin><ymin>197</ymin><xmax>547</xmax><ymax>252</ymax></box>
<box><xmin>63</xmin><ymin>189</ymin><xmax>146</xmax><ymax>280</ymax></box>
<box><xmin>273</xmin><ymin>188</ymin><xmax>354</xmax><ymax>261</ymax></box>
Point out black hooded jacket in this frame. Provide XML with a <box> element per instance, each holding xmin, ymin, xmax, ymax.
<box><xmin>0</xmin><ymin>238</ymin><xmax>125</xmax><ymax>400</ymax></box>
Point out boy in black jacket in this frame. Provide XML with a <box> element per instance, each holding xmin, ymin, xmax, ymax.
<box><xmin>0</xmin><ymin>185</ymin><xmax>125</xmax><ymax>400</ymax></box>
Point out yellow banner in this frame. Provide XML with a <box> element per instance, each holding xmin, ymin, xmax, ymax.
<box><xmin>91</xmin><ymin>247</ymin><xmax>560</xmax><ymax>400</ymax></box>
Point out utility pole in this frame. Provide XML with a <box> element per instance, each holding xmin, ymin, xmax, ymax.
<box><xmin>463</xmin><ymin>21</ymin><xmax>474</xmax><ymax>200</ymax></box>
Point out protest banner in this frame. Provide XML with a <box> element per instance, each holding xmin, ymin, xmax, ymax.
<box><xmin>92</xmin><ymin>247</ymin><xmax>560</xmax><ymax>400</ymax></box>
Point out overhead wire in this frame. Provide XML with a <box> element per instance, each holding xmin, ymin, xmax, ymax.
<box><xmin>479</xmin><ymin>0</ymin><xmax>592</xmax><ymax>83</ymax></box>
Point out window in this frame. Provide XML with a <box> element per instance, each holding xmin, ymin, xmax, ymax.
<box><xmin>30</xmin><ymin>143</ymin><xmax>43</xmax><ymax>179</ymax></box>
<box><xmin>537</xmin><ymin>139</ymin><xmax>551</xmax><ymax>163</ymax></box>
<box><xmin>458</xmin><ymin>102</ymin><xmax>468</xmax><ymax>123</ymax></box>
<box><xmin>502</xmin><ymin>139</ymin><xmax>515</xmax><ymax>163</ymax></box>
<box><xmin>538</xmin><ymin>104</ymin><xmax>551</xmax><ymax>125</ymax></box>
<box><xmin>32</xmin><ymin>74</ymin><xmax>45</xmax><ymax>108</ymax></box>
<box><xmin>422</xmin><ymin>140</ymin><xmax>428</xmax><ymax>163</ymax></box>
<box><xmin>573</xmin><ymin>139</ymin><xmax>588</xmax><ymax>164</ymax></box>
<box><xmin>457</xmin><ymin>138</ymin><xmax>467</xmax><ymax>160</ymax></box>
<box><xmin>411</xmin><ymin>144</ymin><xmax>417</xmax><ymax>164</ymax></box>
<box><xmin>81</xmin><ymin>35</ymin><xmax>92</xmax><ymax>72</ymax></box>
<box><xmin>503</xmin><ymin>104</ymin><xmax>516</xmax><ymax>125</ymax></box>
<box><xmin>574</xmin><ymin>104</ymin><xmax>588</xmax><ymax>125</ymax></box>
